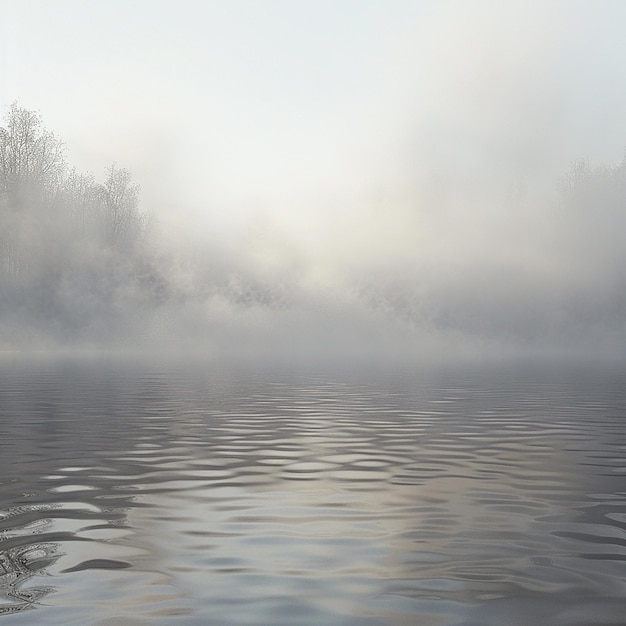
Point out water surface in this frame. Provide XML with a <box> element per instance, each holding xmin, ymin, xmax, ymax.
<box><xmin>1</xmin><ymin>356</ymin><xmax>625</xmax><ymax>624</ymax></box>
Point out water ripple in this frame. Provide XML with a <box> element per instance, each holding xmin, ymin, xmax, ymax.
<box><xmin>1</xmin><ymin>357</ymin><xmax>625</xmax><ymax>623</ymax></box>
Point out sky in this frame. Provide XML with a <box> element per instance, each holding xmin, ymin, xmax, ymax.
<box><xmin>2</xmin><ymin>0</ymin><xmax>626</xmax><ymax>356</ymax></box>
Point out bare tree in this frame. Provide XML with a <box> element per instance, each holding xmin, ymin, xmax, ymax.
<box><xmin>99</xmin><ymin>165</ymin><xmax>146</xmax><ymax>251</ymax></box>
<box><xmin>0</xmin><ymin>103</ymin><xmax>66</xmax><ymax>279</ymax></box>
<box><xmin>0</xmin><ymin>103</ymin><xmax>164</xmax><ymax>345</ymax></box>
<box><xmin>0</xmin><ymin>102</ymin><xmax>65</xmax><ymax>208</ymax></box>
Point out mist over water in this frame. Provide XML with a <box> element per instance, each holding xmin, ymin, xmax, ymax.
<box><xmin>2</xmin><ymin>1</ymin><xmax>626</xmax><ymax>357</ymax></box>
<box><xmin>2</xmin><ymin>3</ymin><xmax>626</xmax><ymax>624</ymax></box>
<box><xmin>1</xmin><ymin>97</ymin><xmax>625</xmax><ymax>358</ymax></box>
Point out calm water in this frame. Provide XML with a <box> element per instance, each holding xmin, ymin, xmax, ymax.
<box><xmin>0</xmin><ymin>356</ymin><xmax>625</xmax><ymax>625</ymax></box>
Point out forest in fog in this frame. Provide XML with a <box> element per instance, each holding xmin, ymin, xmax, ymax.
<box><xmin>0</xmin><ymin>104</ymin><xmax>163</xmax><ymax>347</ymax></box>
<box><xmin>1</xmin><ymin>103</ymin><xmax>625</xmax><ymax>357</ymax></box>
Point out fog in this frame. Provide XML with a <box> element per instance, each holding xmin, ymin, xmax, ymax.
<box><xmin>2</xmin><ymin>1</ymin><xmax>626</xmax><ymax>359</ymax></box>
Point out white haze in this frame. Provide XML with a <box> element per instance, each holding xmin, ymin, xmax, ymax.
<box><xmin>2</xmin><ymin>0</ymin><xmax>626</xmax><ymax>359</ymax></box>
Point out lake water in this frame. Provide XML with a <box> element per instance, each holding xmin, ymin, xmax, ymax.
<box><xmin>1</xmin><ymin>355</ymin><xmax>625</xmax><ymax>625</ymax></box>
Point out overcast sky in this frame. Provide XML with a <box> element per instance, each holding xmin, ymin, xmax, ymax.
<box><xmin>3</xmin><ymin>1</ymin><xmax>625</xmax><ymax>223</ymax></box>
<box><xmin>2</xmin><ymin>0</ymin><xmax>626</xmax><ymax>355</ymax></box>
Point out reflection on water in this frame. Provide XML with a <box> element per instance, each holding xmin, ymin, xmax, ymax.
<box><xmin>1</xmin><ymin>356</ymin><xmax>625</xmax><ymax>624</ymax></box>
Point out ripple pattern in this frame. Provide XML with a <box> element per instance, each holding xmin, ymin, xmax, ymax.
<box><xmin>0</xmin><ymin>357</ymin><xmax>625</xmax><ymax>624</ymax></box>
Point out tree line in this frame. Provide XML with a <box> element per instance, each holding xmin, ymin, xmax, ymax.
<box><xmin>1</xmin><ymin>102</ymin><xmax>624</xmax><ymax>351</ymax></box>
<box><xmin>0</xmin><ymin>103</ymin><xmax>164</xmax><ymax>345</ymax></box>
